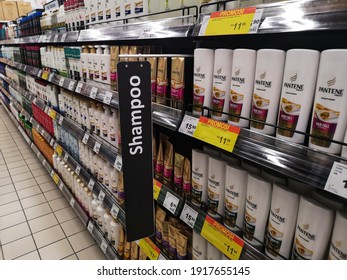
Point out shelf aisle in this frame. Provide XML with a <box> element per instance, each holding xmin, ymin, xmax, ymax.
<box><xmin>0</xmin><ymin>104</ymin><xmax>107</xmax><ymax>260</ymax></box>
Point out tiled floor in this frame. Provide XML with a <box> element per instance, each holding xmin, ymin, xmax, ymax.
<box><xmin>0</xmin><ymin>104</ymin><xmax>107</xmax><ymax>260</ymax></box>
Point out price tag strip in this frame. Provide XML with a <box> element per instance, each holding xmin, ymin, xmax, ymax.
<box><xmin>100</xmin><ymin>239</ymin><xmax>108</xmax><ymax>254</ymax></box>
<box><xmin>111</xmin><ymin>203</ymin><xmax>120</xmax><ymax>219</ymax></box>
<box><xmin>90</xmin><ymin>87</ymin><xmax>98</xmax><ymax>99</ymax></box>
<box><xmin>193</xmin><ymin>116</ymin><xmax>240</xmax><ymax>153</ymax></box>
<box><xmin>82</xmin><ymin>133</ymin><xmax>90</xmax><ymax>145</ymax></box>
<box><xmin>87</xmin><ymin>220</ymin><xmax>94</xmax><ymax>234</ymax></box>
<box><xmin>70</xmin><ymin>197</ymin><xmax>75</xmax><ymax>207</ymax></box>
<box><xmin>93</xmin><ymin>141</ymin><xmax>101</xmax><ymax>154</ymax></box>
<box><xmin>178</xmin><ymin>114</ymin><xmax>199</xmax><ymax>137</ymax></box>
<box><xmin>48</xmin><ymin>108</ymin><xmax>56</xmax><ymax>119</ymax></box>
<box><xmin>75</xmin><ymin>82</ymin><xmax>83</xmax><ymax>93</ymax></box>
<box><xmin>68</xmin><ymin>80</ymin><xmax>75</xmax><ymax>91</ymax></box>
<box><xmin>103</xmin><ymin>91</ymin><xmax>113</xmax><ymax>105</ymax></box>
<box><xmin>55</xmin><ymin>145</ymin><xmax>63</xmax><ymax>156</ymax></box>
<box><xmin>324</xmin><ymin>162</ymin><xmax>347</xmax><ymax>199</ymax></box>
<box><xmin>180</xmin><ymin>203</ymin><xmax>198</xmax><ymax>229</ymax></box>
<box><xmin>200</xmin><ymin>215</ymin><xmax>244</xmax><ymax>260</ymax></box>
<box><xmin>153</xmin><ymin>179</ymin><xmax>162</xmax><ymax>201</ymax></box>
<box><xmin>75</xmin><ymin>165</ymin><xmax>81</xmax><ymax>175</ymax></box>
<box><xmin>114</xmin><ymin>155</ymin><xmax>122</xmax><ymax>171</ymax></box>
<box><xmin>163</xmin><ymin>191</ymin><xmax>180</xmax><ymax>215</ymax></box>
<box><xmin>138</xmin><ymin>238</ymin><xmax>160</xmax><ymax>260</ymax></box>
<box><xmin>87</xmin><ymin>179</ymin><xmax>95</xmax><ymax>191</ymax></box>
<box><xmin>98</xmin><ymin>190</ymin><xmax>105</xmax><ymax>202</ymax></box>
<box><xmin>204</xmin><ymin>7</ymin><xmax>259</xmax><ymax>36</ymax></box>
<box><xmin>59</xmin><ymin>77</ymin><xmax>65</xmax><ymax>87</ymax></box>
<box><xmin>59</xmin><ymin>181</ymin><xmax>64</xmax><ymax>191</ymax></box>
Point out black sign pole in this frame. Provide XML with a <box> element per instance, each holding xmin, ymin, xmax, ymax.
<box><xmin>117</xmin><ymin>61</ymin><xmax>154</xmax><ymax>241</ymax></box>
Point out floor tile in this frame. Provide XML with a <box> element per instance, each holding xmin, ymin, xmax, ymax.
<box><xmin>0</xmin><ymin>222</ymin><xmax>31</xmax><ymax>245</ymax></box>
<box><xmin>39</xmin><ymin>239</ymin><xmax>74</xmax><ymax>260</ymax></box>
<box><xmin>5</xmin><ymin>155</ymin><xmax>24</xmax><ymax>164</ymax></box>
<box><xmin>2</xmin><ymin>236</ymin><xmax>36</xmax><ymax>260</ymax></box>
<box><xmin>28</xmin><ymin>213</ymin><xmax>58</xmax><ymax>233</ymax></box>
<box><xmin>0</xmin><ymin>176</ymin><xmax>12</xmax><ymax>187</ymax></box>
<box><xmin>54</xmin><ymin>207</ymin><xmax>77</xmax><ymax>223</ymax></box>
<box><xmin>33</xmin><ymin>225</ymin><xmax>65</xmax><ymax>249</ymax></box>
<box><xmin>0</xmin><ymin>191</ymin><xmax>18</xmax><ymax>206</ymax></box>
<box><xmin>9</xmin><ymin>165</ymin><xmax>30</xmax><ymax>176</ymax></box>
<box><xmin>0</xmin><ymin>169</ymin><xmax>9</xmax><ymax>178</ymax></box>
<box><xmin>14</xmin><ymin>178</ymin><xmax>37</xmax><ymax>191</ymax></box>
<box><xmin>44</xmin><ymin>189</ymin><xmax>63</xmax><ymax>202</ymax></box>
<box><xmin>22</xmin><ymin>153</ymin><xmax>37</xmax><ymax>160</ymax></box>
<box><xmin>31</xmin><ymin>168</ymin><xmax>49</xmax><ymax>177</ymax></box>
<box><xmin>0</xmin><ymin>201</ymin><xmax>22</xmax><ymax>217</ymax></box>
<box><xmin>15</xmin><ymin>250</ymin><xmax>41</xmax><ymax>260</ymax></box>
<box><xmin>17</xmin><ymin>185</ymin><xmax>42</xmax><ymax>199</ymax></box>
<box><xmin>76</xmin><ymin>244</ymin><xmax>107</xmax><ymax>260</ymax></box>
<box><xmin>24</xmin><ymin>203</ymin><xmax>52</xmax><ymax>220</ymax></box>
<box><xmin>68</xmin><ymin>230</ymin><xmax>96</xmax><ymax>252</ymax></box>
<box><xmin>35</xmin><ymin>174</ymin><xmax>52</xmax><ymax>185</ymax></box>
<box><xmin>0</xmin><ymin>164</ymin><xmax>7</xmax><ymax>172</ymax></box>
<box><xmin>2</xmin><ymin>151</ymin><xmax>22</xmax><ymax>159</ymax></box>
<box><xmin>11</xmin><ymin>171</ymin><xmax>33</xmax><ymax>183</ymax></box>
<box><xmin>0</xmin><ymin>211</ymin><xmax>26</xmax><ymax>230</ymax></box>
<box><xmin>21</xmin><ymin>193</ymin><xmax>47</xmax><ymax>209</ymax></box>
<box><xmin>25</xmin><ymin>158</ymin><xmax>41</xmax><ymax>165</ymax></box>
<box><xmin>63</xmin><ymin>254</ymin><xmax>78</xmax><ymax>260</ymax></box>
<box><xmin>61</xmin><ymin>217</ymin><xmax>85</xmax><ymax>237</ymax></box>
<box><xmin>0</xmin><ymin>184</ymin><xmax>15</xmax><ymax>195</ymax></box>
<box><xmin>48</xmin><ymin>197</ymin><xmax>69</xmax><ymax>212</ymax></box>
<box><xmin>6</xmin><ymin>160</ymin><xmax>27</xmax><ymax>169</ymax></box>
<box><xmin>39</xmin><ymin>181</ymin><xmax>57</xmax><ymax>193</ymax></box>
<box><xmin>28</xmin><ymin>163</ymin><xmax>43</xmax><ymax>171</ymax></box>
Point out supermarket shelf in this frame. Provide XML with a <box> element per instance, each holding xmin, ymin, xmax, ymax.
<box><xmin>0</xmin><ymin>59</ymin><xmax>182</xmax><ymax>130</ymax></box>
<box><xmin>153</xmin><ymin>179</ymin><xmax>269</xmax><ymax>260</ymax></box>
<box><xmin>178</xmin><ymin>113</ymin><xmax>346</xmax><ymax>192</ymax></box>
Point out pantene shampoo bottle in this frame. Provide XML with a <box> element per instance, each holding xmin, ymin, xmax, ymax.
<box><xmin>250</xmin><ymin>49</ymin><xmax>285</xmax><ymax>135</ymax></box>
<box><xmin>309</xmin><ymin>49</ymin><xmax>347</xmax><ymax>155</ymax></box>
<box><xmin>192</xmin><ymin>230</ymin><xmax>207</xmax><ymax>260</ymax></box>
<box><xmin>244</xmin><ymin>173</ymin><xmax>272</xmax><ymax>250</ymax></box>
<box><xmin>191</xmin><ymin>149</ymin><xmax>208</xmax><ymax>207</ymax></box>
<box><xmin>193</xmin><ymin>48</ymin><xmax>214</xmax><ymax>116</ymax></box>
<box><xmin>224</xmin><ymin>164</ymin><xmax>248</xmax><ymax>235</ymax></box>
<box><xmin>211</xmin><ymin>49</ymin><xmax>233</xmax><ymax>121</ymax></box>
<box><xmin>265</xmin><ymin>184</ymin><xmax>299</xmax><ymax>260</ymax></box>
<box><xmin>94</xmin><ymin>45</ymin><xmax>103</xmax><ymax>82</ymax></box>
<box><xmin>342</xmin><ymin>130</ymin><xmax>347</xmax><ymax>159</ymax></box>
<box><xmin>228</xmin><ymin>49</ymin><xmax>256</xmax><ymax>128</ymax></box>
<box><xmin>276</xmin><ymin>49</ymin><xmax>320</xmax><ymax>143</ymax></box>
<box><xmin>292</xmin><ymin>196</ymin><xmax>334</xmax><ymax>260</ymax></box>
<box><xmin>100</xmin><ymin>45</ymin><xmax>111</xmax><ymax>84</ymax></box>
<box><xmin>328</xmin><ymin>211</ymin><xmax>347</xmax><ymax>260</ymax></box>
<box><xmin>88</xmin><ymin>46</ymin><xmax>95</xmax><ymax>80</ymax></box>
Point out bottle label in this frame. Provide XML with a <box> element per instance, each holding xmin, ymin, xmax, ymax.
<box><xmin>265</xmin><ymin>222</ymin><xmax>283</xmax><ymax>257</ymax></box>
<box><xmin>228</xmin><ymin>90</ymin><xmax>244</xmax><ymax>123</ymax></box>
<box><xmin>277</xmin><ymin>97</ymin><xmax>301</xmax><ymax>137</ymax></box>
<box><xmin>212</xmin><ymin>87</ymin><xmax>226</xmax><ymax>117</ymax></box>
<box><xmin>191</xmin><ymin>182</ymin><xmax>203</xmax><ymax>206</ymax></box>
<box><xmin>250</xmin><ymin>93</ymin><xmax>270</xmax><ymax>129</ymax></box>
<box><xmin>243</xmin><ymin>210</ymin><xmax>256</xmax><ymax>241</ymax></box>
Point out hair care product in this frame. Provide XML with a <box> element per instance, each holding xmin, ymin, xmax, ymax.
<box><xmin>250</xmin><ymin>49</ymin><xmax>286</xmax><ymax>135</ymax></box>
<box><xmin>191</xmin><ymin>149</ymin><xmax>208</xmax><ymax>207</ymax></box>
<box><xmin>155</xmin><ymin>137</ymin><xmax>164</xmax><ymax>180</ymax></box>
<box><xmin>163</xmin><ymin>140</ymin><xmax>173</xmax><ymax>186</ymax></box>
<box><xmin>174</xmin><ymin>153</ymin><xmax>185</xmax><ymax>195</ymax></box>
<box><xmin>183</xmin><ymin>158</ymin><xmax>191</xmax><ymax>201</ymax></box>
<box><xmin>211</xmin><ymin>49</ymin><xmax>233</xmax><ymax>121</ymax></box>
<box><xmin>207</xmin><ymin>156</ymin><xmax>226</xmax><ymax>220</ymax></box>
<box><xmin>276</xmin><ymin>49</ymin><xmax>320</xmax><ymax>143</ymax></box>
<box><xmin>228</xmin><ymin>49</ymin><xmax>256</xmax><ymax>127</ymax></box>
<box><xmin>265</xmin><ymin>184</ymin><xmax>299</xmax><ymax>259</ymax></box>
<box><xmin>207</xmin><ymin>242</ymin><xmax>222</xmax><ymax>260</ymax></box>
<box><xmin>193</xmin><ymin>48</ymin><xmax>214</xmax><ymax>116</ymax></box>
<box><xmin>156</xmin><ymin>57</ymin><xmax>168</xmax><ymax>105</ymax></box>
<box><xmin>147</xmin><ymin>57</ymin><xmax>157</xmax><ymax>102</ymax></box>
<box><xmin>309</xmin><ymin>49</ymin><xmax>347</xmax><ymax>155</ymax></box>
<box><xmin>292</xmin><ymin>196</ymin><xmax>334</xmax><ymax>260</ymax></box>
<box><xmin>224</xmin><ymin>164</ymin><xmax>248</xmax><ymax>235</ymax></box>
<box><xmin>244</xmin><ymin>173</ymin><xmax>272</xmax><ymax>249</ymax></box>
<box><xmin>110</xmin><ymin>46</ymin><xmax>119</xmax><ymax>90</ymax></box>
<box><xmin>261</xmin><ymin>169</ymin><xmax>286</xmax><ymax>185</ymax></box>
<box><xmin>192</xmin><ymin>230</ymin><xmax>207</xmax><ymax>260</ymax></box>
<box><xmin>176</xmin><ymin>232</ymin><xmax>188</xmax><ymax>260</ymax></box>
<box><xmin>170</xmin><ymin>57</ymin><xmax>185</xmax><ymax>109</ymax></box>
<box><xmin>328</xmin><ymin>211</ymin><xmax>347</xmax><ymax>260</ymax></box>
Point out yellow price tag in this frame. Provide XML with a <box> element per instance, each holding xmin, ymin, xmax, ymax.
<box><xmin>153</xmin><ymin>179</ymin><xmax>162</xmax><ymax>201</ymax></box>
<box><xmin>138</xmin><ymin>238</ymin><xmax>160</xmax><ymax>260</ymax></box>
<box><xmin>55</xmin><ymin>145</ymin><xmax>63</xmax><ymax>156</ymax></box>
<box><xmin>201</xmin><ymin>216</ymin><xmax>244</xmax><ymax>260</ymax></box>
<box><xmin>193</xmin><ymin>116</ymin><xmax>240</xmax><ymax>153</ymax></box>
<box><xmin>52</xmin><ymin>173</ymin><xmax>59</xmax><ymax>185</ymax></box>
<box><xmin>204</xmin><ymin>7</ymin><xmax>256</xmax><ymax>36</ymax></box>
<box><xmin>48</xmin><ymin>109</ymin><xmax>56</xmax><ymax>119</ymax></box>
<box><xmin>41</xmin><ymin>70</ymin><xmax>50</xmax><ymax>80</ymax></box>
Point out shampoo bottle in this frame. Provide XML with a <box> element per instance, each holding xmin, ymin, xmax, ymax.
<box><xmin>100</xmin><ymin>45</ymin><xmax>111</xmax><ymax>84</ymax></box>
<box><xmin>94</xmin><ymin>45</ymin><xmax>102</xmax><ymax>82</ymax></box>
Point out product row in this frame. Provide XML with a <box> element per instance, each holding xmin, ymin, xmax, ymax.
<box><xmin>193</xmin><ymin>48</ymin><xmax>347</xmax><ymax>156</ymax></box>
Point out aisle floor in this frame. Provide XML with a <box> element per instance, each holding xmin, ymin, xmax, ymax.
<box><xmin>0</xmin><ymin>104</ymin><xmax>107</xmax><ymax>260</ymax></box>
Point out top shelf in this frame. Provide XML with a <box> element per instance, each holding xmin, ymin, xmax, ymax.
<box><xmin>2</xmin><ymin>0</ymin><xmax>347</xmax><ymax>45</ymax></box>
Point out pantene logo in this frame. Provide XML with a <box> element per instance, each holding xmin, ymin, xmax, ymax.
<box><xmin>255</xmin><ymin>72</ymin><xmax>272</xmax><ymax>88</ymax></box>
<box><xmin>270</xmin><ymin>208</ymin><xmax>286</xmax><ymax>223</ymax></box>
<box><xmin>226</xmin><ymin>185</ymin><xmax>239</xmax><ymax>197</ymax></box>
<box><xmin>231</xmin><ymin>68</ymin><xmax>245</xmax><ymax>84</ymax></box>
<box><xmin>214</xmin><ymin>68</ymin><xmax>226</xmax><ymax>81</ymax></box>
<box><xmin>194</xmin><ymin>66</ymin><xmax>205</xmax><ymax>79</ymax></box>
<box><xmin>290</xmin><ymin>73</ymin><xmax>297</xmax><ymax>82</ymax></box>
<box><xmin>246</xmin><ymin>194</ymin><xmax>257</xmax><ymax>209</ymax></box>
<box><xmin>331</xmin><ymin>241</ymin><xmax>347</xmax><ymax>260</ymax></box>
<box><xmin>297</xmin><ymin>223</ymin><xmax>316</xmax><ymax>241</ymax></box>
<box><xmin>284</xmin><ymin>73</ymin><xmax>304</xmax><ymax>91</ymax></box>
<box><xmin>318</xmin><ymin>77</ymin><xmax>344</xmax><ymax>96</ymax></box>
<box><xmin>192</xmin><ymin>166</ymin><xmax>203</xmax><ymax>178</ymax></box>
<box><xmin>208</xmin><ymin>175</ymin><xmax>220</xmax><ymax>187</ymax></box>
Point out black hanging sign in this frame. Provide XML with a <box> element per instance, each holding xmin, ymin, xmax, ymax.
<box><xmin>117</xmin><ymin>61</ymin><xmax>154</xmax><ymax>241</ymax></box>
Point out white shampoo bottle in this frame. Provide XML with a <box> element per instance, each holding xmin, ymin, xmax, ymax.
<box><xmin>250</xmin><ymin>49</ymin><xmax>286</xmax><ymax>135</ymax></box>
<box><xmin>228</xmin><ymin>48</ymin><xmax>256</xmax><ymax>128</ymax></box>
<box><xmin>191</xmin><ymin>149</ymin><xmax>209</xmax><ymax>208</ymax></box>
<box><xmin>309</xmin><ymin>49</ymin><xmax>347</xmax><ymax>155</ymax></box>
<box><xmin>211</xmin><ymin>49</ymin><xmax>233</xmax><ymax>121</ymax></box>
<box><xmin>328</xmin><ymin>211</ymin><xmax>347</xmax><ymax>260</ymax></box>
<box><xmin>276</xmin><ymin>49</ymin><xmax>320</xmax><ymax>143</ymax></box>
